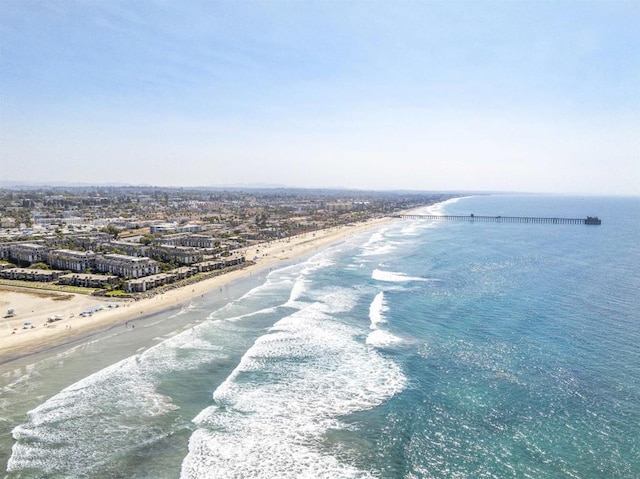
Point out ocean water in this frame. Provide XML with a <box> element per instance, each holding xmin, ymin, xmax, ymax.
<box><xmin>2</xmin><ymin>194</ymin><xmax>639</xmax><ymax>478</ymax></box>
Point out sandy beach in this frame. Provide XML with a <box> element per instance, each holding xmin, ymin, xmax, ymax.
<box><xmin>0</xmin><ymin>215</ymin><xmax>399</xmax><ymax>364</ymax></box>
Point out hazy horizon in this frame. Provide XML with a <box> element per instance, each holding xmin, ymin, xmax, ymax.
<box><xmin>1</xmin><ymin>1</ymin><xmax>638</xmax><ymax>196</ymax></box>
<box><xmin>0</xmin><ymin>180</ymin><xmax>638</xmax><ymax>199</ymax></box>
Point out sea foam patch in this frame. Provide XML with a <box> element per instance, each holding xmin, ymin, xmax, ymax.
<box><xmin>372</xmin><ymin>269</ymin><xmax>430</xmax><ymax>283</ymax></box>
<box><xmin>369</xmin><ymin>291</ymin><xmax>388</xmax><ymax>328</ymax></box>
<box><xmin>366</xmin><ymin>329</ymin><xmax>407</xmax><ymax>348</ymax></box>
<box><xmin>366</xmin><ymin>292</ymin><xmax>407</xmax><ymax>349</ymax></box>
<box><xmin>358</xmin><ymin>229</ymin><xmax>402</xmax><ymax>257</ymax></box>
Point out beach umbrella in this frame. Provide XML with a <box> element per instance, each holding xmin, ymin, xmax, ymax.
<box><xmin>24</xmin><ymin>322</ymin><xmax>31</xmax><ymax>326</ymax></box>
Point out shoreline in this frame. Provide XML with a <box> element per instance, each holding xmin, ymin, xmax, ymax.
<box><xmin>0</xmin><ymin>213</ymin><xmax>406</xmax><ymax>366</ymax></box>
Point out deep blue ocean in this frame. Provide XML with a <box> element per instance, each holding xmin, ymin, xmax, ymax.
<box><xmin>3</xmin><ymin>194</ymin><xmax>639</xmax><ymax>478</ymax></box>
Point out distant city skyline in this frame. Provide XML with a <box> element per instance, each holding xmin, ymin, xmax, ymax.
<box><xmin>1</xmin><ymin>1</ymin><xmax>638</xmax><ymax>195</ymax></box>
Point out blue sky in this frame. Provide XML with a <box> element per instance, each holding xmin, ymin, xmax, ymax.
<box><xmin>1</xmin><ymin>0</ymin><xmax>638</xmax><ymax>194</ymax></box>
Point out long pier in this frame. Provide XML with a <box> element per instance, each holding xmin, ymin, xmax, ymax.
<box><xmin>398</xmin><ymin>214</ymin><xmax>602</xmax><ymax>225</ymax></box>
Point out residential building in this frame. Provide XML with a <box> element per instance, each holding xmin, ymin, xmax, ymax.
<box><xmin>124</xmin><ymin>266</ymin><xmax>199</xmax><ymax>293</ymax></box>
<box><xmin>58</xmin><ymin>273</ymin><xmax>119</xmax><ymax>288</ymax></box>
<box><xmin>156</xmin><ymin>233</ymin><xmax>218</xmax><ymax>249</ymax></box>
<box><xmin>108</xmin><ymin>240</ymin><xmax>149</xmax><ymax>257</ymax></box>
<box><xmin>125</xmin><ymin>272</ymin><xmax>177</xmax><ymax>293</ymax></box>
<box><xmin>149</xmin><ymin>222</ymin><xmax>202</xmax><ymax>234</ymax></box>
<box><xmin>47</xmin><ymin>249</ymin><xmax>96</xmax><ymax>272</ymax></box>
<box><xmin>0</xmin><ymin>242</ymin><xmax>11</xmax><ymax>260</ymax></box>
<box><xmin>94</xmin><ymin>253</ymin><xmax>158</xmax><ymax>278</ymax></box>
<box><xmin>150</xmin><ymin>245</ymin><xmax>204</xmax><ymax>265</ymax></box>
<box><xmin>8</xmin><ymin>243</ymin><xmax>49</xmax><ymax>264</ymax></box>
<box><xmin>0</xmin><ymin>268</ymin><xmax>63</xmax><ymax>282</ymax></box>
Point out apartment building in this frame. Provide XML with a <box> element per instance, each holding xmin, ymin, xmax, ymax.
<box><xmin>94</xmin><ymin>253</ymin><xmax>158</xmax><ymax>278</ymax></box>
<box><xmin>108</xmin><ymin>240</ymin><xmax>149</xmax><ymax>257</ymax></box>
<box><xmin>149</xmin><ymin>245</ymin><xmax>204</xmax><ymax>265</ymax></box>
<box><xmin>8</xmin><ymin>243</ymin><xmax>49</xmax><ymax>264</ymax></box>
<box><xmin>47</xmin><ymin>249</ymin><xmax>96</xmax><ymax>272</ymax></box>
<box><xmin>155</xmin><ymin>233</ymin><xmax>218</xmax><ymax>249</ymax></box>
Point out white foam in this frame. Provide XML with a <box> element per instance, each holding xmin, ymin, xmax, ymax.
<box><xmin>423</xmin><ymin>196</ymin><xmax>470</xmax><ymax>215</ymax></box>
<box><xmin>366</xmin><ymin>293</ymin><xmax>407</xmax><ymax>349</ymax></box>
<box><xmin>400</xmin><ymin>224</ymin><xmax>421</xmax><ymax>236</ymax></box>
<box><xmin>181</xmin><ymin>296</ymin><xmax>406</xmax><ymax>478</ymax></box>
<box><xmin>7</xmin><ymin>318</ymin><xmax>237</xmax><ymax>476</ymax></box>
<box><xmin>360</xmin><ymin>243</ymin><xmax>399</xmax><ymax>256</ymax></box>
<box><xmin>281</xmin><ymin>252</ymin><xmax>339</xmax><ymax>308</ymax></box>
<box><xmin>208</xmin><ymin>305</ymin><xmax>281</xmax><ymax>323</ymax></box>
<box><xmin>369</xmin><ymin>292</ymin><xmax>388</xmax><ymax>328</ymax></box>
<box><xmin>358</xmin><ymin>229</ymin><xmax>401</xmax><ymax>257</ymax></box>
<box><xmin>366</xmin><ymin>329</ymin><xmax>406</xmax><ymax>348</ymax></box>
<box><xmin>307</xmin><ymin>286</ymin><xmax>359</xmax><ymax>314</ymax></box>
<box><xmin>284</xmin><ymin>276</ymin><xmax>307</xmax><ymax>306</ymax></box>
<box><xmin>207</xmin><ymin>268</ymin><xmax>299</xmax><ymax>321</ymax></box>
<box><xmin>362</xmin><ymin>231</ymin><xmax>386</xmax><ymax>249</ymax></box>
<box><xmin>8</xmin><ymin>354</ymin><xmax>180</xmax><ymax>475</ymax></box>
<box><xmin>372</xmin><ymin>269</ymin><xmax>429</xmax><ymax>283</ymax></box>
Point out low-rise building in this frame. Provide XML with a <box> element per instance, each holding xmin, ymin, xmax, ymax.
<box><xmin>171</xmin><ymin>266</ymin><xmax>198</xmax><ymax>280</ymax></box>
<box><xmin>193</xmin><ymin>255</ymin><xmax>246</xmax><ymax>272</ymax></box>
<box><xmin>0</xmin><ymin>268</ymin><xmax>63</xmax><ymax>282</ymax></box>
<box><xmin>95</xmin><ymin>253</ymin><xmax>158</xmax><ymax>278</ymax></box>
<box><xmin>58</xmin><ymin>273</ymin><xmax>119</xmax><ymax>288</ymax></box>
<box><xmin>124</xmin><ymin>266</ymin><xmax>198</xmax><ymax>293</ymax></box>
<box><xmin>34</xmin><ymin>217</ymin><xmax>85</xmax><ymax>226</ymax></box>
<box><xmin>149</xmin><ymin>222</ymin><xmax>202</xmax><ymax>234</ymax></box>
<box><xmin>125</xmin><ymin>272</ymin><xmax>177</xmax><ymax>293</ymax></box>
<box><xmin>149</xmin><ymin>223</ymin><xmax>178</xmax><ymax>234</ymax></box>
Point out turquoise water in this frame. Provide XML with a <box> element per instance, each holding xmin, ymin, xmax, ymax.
<box><xmin>3</xmin><ymin>195</ymin><xmax>639</xmax><ymax>478</ymax></box>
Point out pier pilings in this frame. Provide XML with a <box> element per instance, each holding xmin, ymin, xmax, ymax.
<box><xmin>398</xmin><ymin>215</ymin><xmax>601</xmax><ymax>225</ymax></box>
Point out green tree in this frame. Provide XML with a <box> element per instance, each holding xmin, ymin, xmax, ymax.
<box><xmin>29</xmin><ymin>262</ymin><xmax>51</xmax><ymax>270</ymax></box>
<box><xmin>102</xmin><ymin>224</ymin><xmax>121</xmax><ymax>239</ymax></box>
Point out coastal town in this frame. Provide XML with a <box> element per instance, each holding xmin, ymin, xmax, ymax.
<box><xmin>0</xmin><ymin>186</ymin><xmax>455</xmax><ymax>296</ymax></box>
<box><xmin>0</xmin><ymin>186</ymin><xmax>456</xmax><ymax>360</ymax></box>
